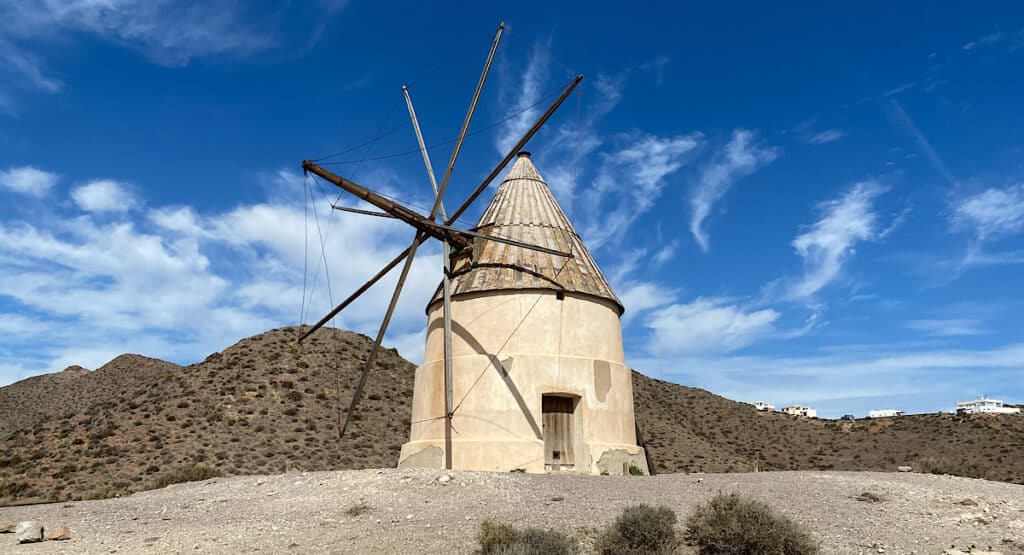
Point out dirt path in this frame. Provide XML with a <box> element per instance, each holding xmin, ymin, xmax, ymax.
<box><xmin>3</xmin><ymin>469</ymin><xmax>1023</xmax><ymax>554</ymax></box>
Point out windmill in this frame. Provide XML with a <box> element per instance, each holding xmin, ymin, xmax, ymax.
<box><xmin>300</xmin><ymin>23</ymin><xmax>648</xmax><ymax>474</ymax></box>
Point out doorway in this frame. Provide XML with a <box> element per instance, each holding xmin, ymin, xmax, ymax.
<box><xmin>542</xmin><ymin>395</ymin><xmax>577</xmax><ymax>470</ymax></box>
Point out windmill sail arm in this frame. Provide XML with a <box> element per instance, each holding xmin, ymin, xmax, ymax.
<box><xmin>298</xmin><ymin>242</ymin><xmax>417</xmax><ymax>342</ymax></box>
<box><xmin>330</xmin><ymin>204</ymin><xmax>397</xmax><ymax>218</ymax></box>
<box><xmin>441</xmin><ymin>225</ymin><xmax>572</xmax><ymax>258</ymax></box>
<box><xmin>303</xmin><ymin>161</ymin><xmax>469</xmax><ymax>250</ymax></box>
<box><xmin>303</xmin><ymin>161</ymin><xmax>424</xmax><ymax>224</ymax></box>
<box><xmin>446</xmin><ymin>73</ymin><xmax>583</xmax><ymax>225</ymax></box>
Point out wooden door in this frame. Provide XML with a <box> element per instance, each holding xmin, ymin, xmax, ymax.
<box><xmin>543</xmin><ymin>395</ymin><xmax>575</xmax><ymax>468</ymax></box>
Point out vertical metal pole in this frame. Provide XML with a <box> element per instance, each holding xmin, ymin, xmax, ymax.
<box><xmin>441</xmin><ymin>243</ymin><xmax>454</xmax><ymax>470</ymax></box>
<box><xmin>403</xmin><ymin>86</ymin><xmax>455</xmax><ymax>470</ymax></box>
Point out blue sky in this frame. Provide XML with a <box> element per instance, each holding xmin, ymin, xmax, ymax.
<box><xmin>1</xmin><ymin>1</ymin><xmax>1023</xmax><ymax>418</ymax></box>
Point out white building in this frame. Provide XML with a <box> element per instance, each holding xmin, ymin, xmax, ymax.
<box><xmin>868</xmin><ymin>409</ymin><xmax>905</xmax><ymax>418</ymax></box>
<box><xmin>956</xmin><ymin>395</ymin><xmax>1021</xmax><ymax>415</ymax></box>
<box><xmin>753</xmin><ymin>401</ymin><xmax>775</xmax><ymax>412</ymax></box>
<box><xmin>781</xmin><ymin>405</ymin><xmax>817</xmax><ymax>418</ymax></box>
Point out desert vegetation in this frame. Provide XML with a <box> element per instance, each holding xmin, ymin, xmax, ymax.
<box><xmin>685</xmin><ymin>493</ymin><xmax>819</xmax><ymax>554</ymax></box>
<box><xmin>1</xmin><ymin>325</ymin><xmax>1022</xmax><ymax>505</ymax></box>
<box><xmin>478</xmin><ymin>499</ymin><xmax>818</xmax><ymax>554</ymax></box>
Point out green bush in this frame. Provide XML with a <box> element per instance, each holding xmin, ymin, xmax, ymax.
<box><xmin>628</xmin><ymin>463</ymin><xmax>645</xmax><ymax>476</ymax></box>
<box><xmin>477</xmin><ymin>520</ymin><xmax>577</xmax><ymax>555</ymax></box>
<box><xmin>595</xmin><ymin>504</ymin><xmax>677</xmax><ymax>554</ymax></box>
<box><xmin>153</xmin><ymin>464</ymin><xmax>224</xmax><ymax>489</ymax></box>
<box><xmin>685</xmin><ymin>493</ymin><xmax>818</xmax><ymax>554</ymax></box>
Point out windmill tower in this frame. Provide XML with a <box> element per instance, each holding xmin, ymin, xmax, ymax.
<box><xmin>298</xmin><ymin>23</ymin><xmax>647</xmax><ymax>475</ymax></box>
<box><xmin>399</xmin><ymin>151</ymin><xmax>648</xmax><ymax>474</ymax></box>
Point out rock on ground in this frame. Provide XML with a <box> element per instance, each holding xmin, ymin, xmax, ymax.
<box><xmin>15</xmin><ymin>520</ymin><xmax>43</xmax><ymax>543</ymax></box>
<box><xmin>46</xmin><ymin>526</ymin><xmax>71</xmax><ymax>541</ymax></box>
<box><xmin>1</xmin><ymin>469</ymin><xmax>1023</xmax><ymax>554</ymax></box>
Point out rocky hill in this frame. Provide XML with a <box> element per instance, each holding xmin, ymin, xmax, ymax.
<box><xmin>0</xmin><ymin>327</ymin><xmax>414</xmax><ymax>504</ymax></box>
<box><xmin>0</xmin><ymin>355</ymin><xmax>181</xmax><ymax>436</ymax></box>
<box><xmin>1</xmin><ymin>326</ymin><xmax>1022</xmax><ymax>505</ymax></box>
<box><xmin>633</xmin><ymin>373</ymin><xmax>1024</xmax><ymax>482</ymax></box>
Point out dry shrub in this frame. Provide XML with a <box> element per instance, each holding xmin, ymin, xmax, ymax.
<box><xmin>153</xmin><ymin>464</ymin><xmax>224</xmax><ymax>489</ymax></box>
<box><xmin>595</xmin><ymin>504</ymin><xmax>677</xmax><ymax>554</ymax></box>
<box><xmin>915</xmin><ymin>456</ymin><xmax>987</xmax><ymax>479</ymax></box>
<box><xmin>477</xmin><ymin>520</ymin><xmax>577</xmax><ymax>555</ymax></box>
<box><xmin>344</xmin><ymin>503</ymin><xmax>370</xmax><ymax>516</ymax></box>
<box><xmin>685</xmin><ymin>493</ymin><xmax>818</xmax><ymax>554</ymax></box>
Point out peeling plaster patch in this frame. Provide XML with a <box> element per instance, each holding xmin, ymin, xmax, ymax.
<box><xmin>596</xmin><ymin>448</ymin><xmax>648</xmax><ymax>475</ymax></box>
<box><xmin>593</xmin><ymin>360</ymin><xmax>611</xmax><ymax>402</ymax></box>
<box><xmin>398</xmin><ymin>445</ymin><xmax>443</xmax><ymax>469</ymax></box>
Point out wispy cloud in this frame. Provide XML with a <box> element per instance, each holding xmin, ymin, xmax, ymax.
<box><xmin>646</xmin><ymin>297</ymin><xmax>779</xmax><ymax>355</ymax></box>
<box><xmin>787</xmin><ymin>181</ymin><xmax>887</xmax><ymax>299</ymax></box>
<box><xmin>651</xmin><ymin>240</ymin><xmax>679</xmax><ymax>267</ymax></box>
<box><xmin>952</xmin><ymin>185</ymin><xmax>1024</xmax><ymax>240</ymax></box>
<box><xmin>0</xmin><ymin>40</ymin><xmax>62</xmax><ymax>93</ymax></box>
<box><xmin>806</xmin><ymin>129</ymin><xmax>845</xmax><ymax>145</ymax></box>
<box><xmin>2</xmin><ymin>1</ymin><xmax>274</xmax><ymax>67</ymax></box>
<box><xmin>628</xmin><ymin>342</ymin><xmax>1024</xmax><ymax>417</ymax></box>
<box><xmin>963</xmin><ymin>31</ymin><xmax>1007</xmax><ymax>51</ymax></box>
<box><xmin>908</xmin><ymin>319</ymin><xmax>987</xmax><ymax>337</ymax></box>
<box><xmin>618</xmin><ymin>281</ymin><xmax>679</xmax><ymax>324</ymax></box>
<box><xmin>951</xmin><ymin>184</ymin><xmax>1024</xmax><ymax>267</ymax></box>
<box><xmin>581</xmin><ymin>132</ymin><xmax>701</xmax><ymax>250</ymax></box>
<box><xmin>0</xmin><ymin>165</ymin><xmax>59</xmax><ymax>197</ymax></box>
<box><xmin>689</xmin><ymin>130</ymin><xmax>778</xmax><ymax>252</ymax></box>
<box><xmin>884</xmin><ymin>97</ymin><xmax>958</xmax><ymax>186</ymax></box>
<box><xmin>0</xmin><ymin>1</ymin><xmax>347</xmax><ymax>110</ymax></box>
<box><xmin>71</xmin><ymin>179</ymin><xmax>139</xmax><ymax>212</ymax></box>
<box><xmin>495</xmin><ymin>36</ymin><xmax>552</xmax><ymax>155</ymax></box>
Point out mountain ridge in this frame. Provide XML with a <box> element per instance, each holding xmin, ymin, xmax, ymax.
<box><xmin>2</xmin><ymin>326</ymin><xmax>1021</xmax><ymax>505</ymax></box>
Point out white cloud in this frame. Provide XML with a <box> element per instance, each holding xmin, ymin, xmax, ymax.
<box><xmin>964</xmin><ymin>32</ymin><xmax>1006</xmax><ymax>52</ymax></box>
<box><xmin>71</xmin><ymin>179</ymin><xmax>138</xmax><ymax>212</ymax></box>
<box><xmin>952</xmin><ymin>185</ymin><xmax>1024</xmax><ymax>240</ymax></box>
<box><xmin>0</xmin><ymin>170</ymin><xmax>442</xmax><ymax>386</ymax></box>
<box><xmin>689</xmin><ymin>129</ymin><xmax>778</xmax><ymax>252</ymax></box>
<box><xmin>495</xmin><ymin>37</ymin><xmax>551</xmax><ymax>155</ymax></box>
<box><xmin>628</xmin><ymin>342</ymin><xmax>1024</xmax><ymax>418</ymax></box>
<box><xmin>885</xmin><ymin>98</ymin><xmax>958</xmax><ymax>186</ymax></box>
<box><xmin>580</xmin><ymin>132</ymin><xmax>701</xmax><ymax>250</ymax></box>
<box><xmin>806</xmin><ymin>129</ymin><xmax>845</xmax><ymax>145</ymax></box>
<box><xmin>788</xmin><ymin>181</ymin><xmax>886</xmax><ymax>299</ymax></box>
<box><xmin>2</xmin><ymin>1</ymin><xmax>273</xmax><ymax>68</ymax></box>
<box><xmin>908</xmin><ymin>319</ymin><xmax>987</xmax><ymax>337</ymax></box>
<box><xmin>646</xmin><ymin>297</ymin><xmax>779</xmax><ymax>355</ymax></box>
<box><xmin>0</xmin><ymin>41</ymin><xmax>63</xmax><ymax>93</ymax></box>
<box><xmin>618</xmin><ymin>281</ymin><xmax>679</xmax><ymax>323</ymax></box>
<box><xmin>651</xmin><ymin>240</ymin><xmax>678</xmax><ymax>266</ymax></box>
<box><xmin>0</xmin><ymin>166</ymin><xmax>58</xmax><ymax>196</ymax></box>
<box><xmin>0</xmin><ymin>0</ymin><xmax>346</xmax><ymax>109</ymax></box>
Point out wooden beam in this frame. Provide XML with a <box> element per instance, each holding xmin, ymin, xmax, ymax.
<box><xmin>302</xmin><ymin>162</ymin><xmax>470</xmax><ymax>250</ymax></box>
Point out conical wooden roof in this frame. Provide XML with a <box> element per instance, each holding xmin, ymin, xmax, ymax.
<box><xmin>430</xmin><ymin>152</ymin><xmax>623</xmax><ymax>314</ymax></box>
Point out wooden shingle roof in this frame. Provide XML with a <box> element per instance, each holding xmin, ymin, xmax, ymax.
<box><xmin>430</xmin><ymin>152</ymin><xmax>623</xmax><ymax>314</ymax></box>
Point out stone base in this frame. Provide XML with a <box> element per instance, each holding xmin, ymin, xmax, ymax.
<box><xmin>398</xmin><ymin>439</ymin><xmax>648</xmax><ymax>475</ymax></box>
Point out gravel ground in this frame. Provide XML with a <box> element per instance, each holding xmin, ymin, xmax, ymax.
<box><xmin>2</xmin><ymin>469</ymin><xmax>1023</xmax><ymax>554</ymax></box>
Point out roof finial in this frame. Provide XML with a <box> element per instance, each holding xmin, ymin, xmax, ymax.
<box><xmin>517</xmin><ymin>151</ymin><xmax>531</xmax><ymax>159</ymax></box>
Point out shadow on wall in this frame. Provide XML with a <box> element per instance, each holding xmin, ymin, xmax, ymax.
<box><xmin>450</xmin><ymin>319</ymin><xmax>543</xmax><ymax>440</ymax></box>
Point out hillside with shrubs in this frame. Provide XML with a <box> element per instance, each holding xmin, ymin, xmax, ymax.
<box><xmin>1</xmin><ymin>325</ymin><xmax>1022</xmax><ymax>505</ymax></box>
